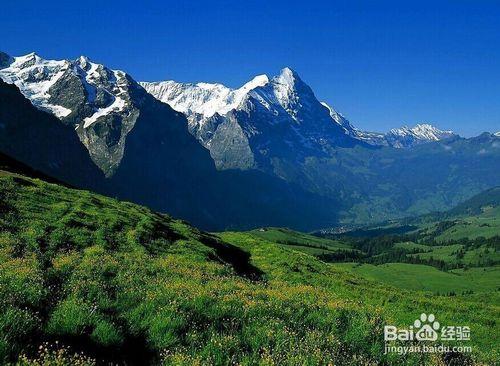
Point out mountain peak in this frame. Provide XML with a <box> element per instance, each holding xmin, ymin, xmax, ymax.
<box><xmin>0</xmin><ymin>50</ymin><xmax>135</xmax><ymax>133</ymax></box>
<box><xmin>19</xmin><ymin>52</ymin><xmax>42</xmax><ymax>62</ymax></box>
<box><xmin>140</xmin><ymin>72</ymin><xmax>270</xmax><ymax>119</ymax></box>
<box><xmin>0</xmin><ymin>53</ymin><xmax>71</xmax><ymax>117</ymax></box>
<box><xmin>275</xmin><ymin>67</ymin><xmax>300</xmax><ymax>86</ymax></box>
<box><xmin>280</xmin><ymin>66</ymin><xmax>297</xmax><ymax>76</ymax></box>
<box><xmin>379</xmin><ymin>123</ymin><xmax>458</xmax><ymax>148</ymax></box>
<box><xmin>77</xmin><ymin>55</ymin><xmax>92</xmax><ymax>68</ymax></box>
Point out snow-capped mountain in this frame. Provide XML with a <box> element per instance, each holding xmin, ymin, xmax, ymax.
<box><xmin>142</xmin><ymin>70</ymin><xmax>458</xmax><ymax>161</ymax></box>
<box><xmin>0</xmin><ymin>52</ymin><xmax>133</xmax><ymax>123</ymax></box>
<box><xmin>0</xmin><ymin>52</ymin><xmax>74</xmax><ymax>118</ymax></box>
<box><xmin>317</xmin><ymin>102</ymin><xmax>457</xmax><ymax>148</ymax></box>
<box><xmin>390</xmin><ymin>124</ymin><xmax>455</xmax><ymax>141</ymax></box>
<box><xmin>142</xmin><ymin>67</ymin><xmax>361</xmax><ymax>171</ymax></box>
<box><xmin>384</xmin><ymin>124</ymin><xmax>457</xmax><ymax>148</ymax></box>
<box><xmin>1</xmin><ymin>52</ymin><xmax>459</xmax><ymax>176</ymax></box>
<box><xmin>0</xmin><ymin>52</ymin><xmax>146</xmax><ymax>175</ymax></box>
<box><xmin>352</xmin><ymin>124</ymin><xmax>457</xmax><ymax>148</ymax></box>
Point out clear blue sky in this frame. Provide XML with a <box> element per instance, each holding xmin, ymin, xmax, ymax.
<box><xmin>2</xmin><ymin>0</ymin><xmax>499</xmax><ymax>136</ymax></box>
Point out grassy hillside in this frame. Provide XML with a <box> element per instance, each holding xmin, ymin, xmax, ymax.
<box><xmin>447</xmin><ymin>186</ymin><xmax>500</xmax><ymax>217</ymax></box>
<box><xmin>219</xmin><ymin>232</ymin><xmax>499</xmax><ymax>364</ymax></box>
<box><xmin>416</xmin><ymin>202</ymin><xmax>500</xmax><ymax>242</ymax></box>
<box><xmin>0</xmin><ymin>170</ymin><xmax>498</xmax><ymax>365</ymax></box>
<box><xmin>247</xmin><ymin>228</ymin><xmax>356</xmax><ymax>257</ymax></box>
<box><xmin>244</xmin><ymin>226</ymin><xmax>499</xmax><ymax>296</ymax></box>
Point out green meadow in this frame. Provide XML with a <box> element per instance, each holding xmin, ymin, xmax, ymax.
<box><xmin>0</xmin><ymin>170</ymin><xmax>498</xmax><ymax>365</ymax></box>
<box><xmin>333</xmin><ymin>263</ymin><xmax>499</xmax><ymax>294</ymax></box>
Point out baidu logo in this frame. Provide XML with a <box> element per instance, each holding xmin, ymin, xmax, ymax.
<box><xmin>383</xmin><ymin>313</ymin><xmax>472</xmax><ymax>355</ymax></box>
<box><xmin>384</xmin><ymin>313</ymin><xmax>470</xmax><ymax>342</ymax></box>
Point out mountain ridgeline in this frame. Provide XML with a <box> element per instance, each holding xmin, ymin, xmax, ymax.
<box><xmin>0</xmin><ymin>54</ymin><xmax>337</xmax><ymax>231</ymax></box>
<box><xmin>1</xmin><ymin>51</ymin><xmax>499</xmax><ymax>230</ymax></box>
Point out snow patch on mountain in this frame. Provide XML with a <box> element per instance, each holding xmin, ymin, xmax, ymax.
<box><xmin>83</xmin><ymin>96</ymin><xmax>126</xmax><ymax>128</ymax></box>
<box><xmin>354</xmin><ymin>130</ymin><xmax>387</xmax><ymax>145</ymax></box>
<box><xmin>79</xmin><ymin>63</ymin><xmax>129</xmax><ymax>128</ymax></box>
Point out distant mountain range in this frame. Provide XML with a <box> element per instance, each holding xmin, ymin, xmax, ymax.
<box><xmin>348</xmin><ymin>123</ymin><xmax>457</xmax><ymax>148</ymax></box>
<box><xmin>0</xmin><ymin>51</ymin><xmax>468</xmax><ymax>174</ymax></box>
<box><xmin>1</xmin><ymin>51</ymin><xmax>499</xmax><ymax>230</ymax></box>
<box><xmin>141</xmin><ymin>68</ymin><xmax>459</xmax><ymax>170</ymax></box>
